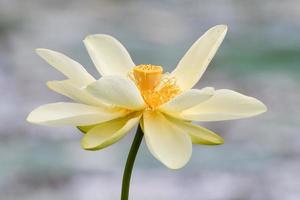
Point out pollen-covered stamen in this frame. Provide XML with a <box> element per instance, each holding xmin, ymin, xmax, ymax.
<box><xmin>132</xmin><ymin>64</ymin><xmax>181</xmax><ymax>109</ymax></box>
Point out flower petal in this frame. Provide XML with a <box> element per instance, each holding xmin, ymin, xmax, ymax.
<box><xmin>86</xmin><ymin>76</ymin><xmax>145</xmax><ymax>110</ymax></box>
<box><xmin>81</xmin><ymin>114</ymin><xmax>141</xmax><ymax>150</ymax></box>
<box><xmin>165</xmin><ymin>115</ymin><xmax>224</xmax><ymax>145</ymax></box>
<box><xmin>84</xmin><ymin>34</ymin><xmax>135</xmax><ymax>76</ymax></box>
<box><xmin>47</xmin><ymin>80</ymin><xmax>106</xmax><ymax>107</ymax></box>
<box><xmin>159</xmin><ymin>87</ymin><xmax>214</xmax><ymax>112</ymax></box>
<box><xmin>180</xmin><ymin>89</ymin><xmax>267</xmax><ymax>121</ymax></box>
<box><xmin>143</xmin><ymin>111</ymin><xmax>192</xmax><ymax>169</ymax></box>
<box><xmin>27</xmin><ymin>102</ymin><xmax>128</xmax><ymax>126</ymax></box>
<box><xmin>36</xmin><ymin>49</ymin><xmax>95</xmax><ymax>87</ymax></box>
<box><xmin>171</xmin><ymin>25</ymin><xmax>227</xmax><ymax>90</ymax></box>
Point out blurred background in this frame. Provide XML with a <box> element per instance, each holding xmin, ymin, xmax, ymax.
<box><xmin>0</xmin><ymin>0</ymin><xmax>300</xmax><ymax>199</ymax></box>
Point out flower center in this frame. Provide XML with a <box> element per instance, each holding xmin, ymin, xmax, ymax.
<box><xmin>131</xmin><ymin>64</ymin><xmax>180</xmax><ymax>109</ymax></box>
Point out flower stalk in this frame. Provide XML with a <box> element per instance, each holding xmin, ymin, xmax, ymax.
<box><xmin>121</xmin><ymin>124</ymin><xmax>144</xmax><ymax>200</ymax></box>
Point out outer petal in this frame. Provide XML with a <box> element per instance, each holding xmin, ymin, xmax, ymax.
<box><xmin>47</xmin><ymin>80</ymin><xmax>106</xmax><ymax>107</ymax></box>
<box><xmin>159</xmin><ymin>87</ymin><xmax>214</xmax><ymax>112</ymax></box>
<box><xmin>86</xmin><ymin>76</ymin><xmax>145</xmax><ymax>110</ymax></box>
<box><xmin>27</xmin><ymin>102</ymin><xmax>128</xmax><ymax>126</ymax></box>
<box><xmin>165</xmin><ymin>115</ymin><xmax>224</xmax><ymax>145</ymax></box>
<box><xmin>171</xmin><ymin>25</ymin><xmax>227</xmax><ymax>90</ymax></box>
<box><xmin>84</xmin><ymin>34</ymin><xmax>135</xmax><ymax>76</ymax></box>
<box><xmin>81</xmin><ymin>114</ymin><xmax>141</xmax><ymax>150</ymax></box>
<box><xmin>180</xmin><ymin>89</ymin><xmax>267</xmax><ymax>121</ymax></box>
<box><xmin>143</xmin><ymin>111</ymin><xmax>192</xmax><ymax>169</ymax></box>
<box><xmin>36</xmin><ymin>49</ymin><xmax>95</xmax><ymax>87</ymax></box>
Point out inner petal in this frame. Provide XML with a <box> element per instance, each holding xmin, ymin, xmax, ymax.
<box><xmin>132</xmin><ymin>64</ymin><xmax>181</xmax><ymax>109</ymax></box>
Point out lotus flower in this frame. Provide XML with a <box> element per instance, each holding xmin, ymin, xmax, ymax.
<box><xmin>27</xmin><ymin>25</ymin><xmax>266</xmax><ymax>169</ymax></box>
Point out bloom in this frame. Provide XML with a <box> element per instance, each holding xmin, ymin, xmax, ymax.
<box><xmin>27</xmin><ymin>25</ymin><xmax>267</xmax><ymax>169</ymax></box>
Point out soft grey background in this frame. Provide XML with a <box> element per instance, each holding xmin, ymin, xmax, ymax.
<box><xmin>0</xmin><ymin>0</ymin><xmax>300</xmax><ymax>199</ymax></box>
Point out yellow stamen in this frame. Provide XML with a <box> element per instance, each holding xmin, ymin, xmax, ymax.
<box><xmin>132</xmin><ymin>64</ymin><xmax>180</xmax><ymax>109</ymax></box>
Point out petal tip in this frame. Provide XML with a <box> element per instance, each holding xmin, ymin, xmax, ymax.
<box><xmin>215</xmin><ymin>136</ymin><xmax>225</xmax><ymax>145</ymax></box>
<box><xmin>260</xmin><ymin>102</ymin><xmax>268</xmax><ymax>113</ymax></box>
<box><xmin>46</xmin><ymin>80</ymin><xmax>63</xmax><ymax>92</ymax></box>
<box><xmin>35</xmin><ymin>48</ymin><xmax>58</xmax><ymax>60</ymax></box>
<box><xmin>83</xmin><ymin>34</ymin><xmax>115</xmax><ymax>43</ymax></box>
<box><xmin>83</xmin><ymin>34</ymin><xmax>96</xmax><ymax>42</ymax></box>
<box><xmin>35</xmin><ymin>48</ymin><xmax>47</xmax><ymax>56</ymax></box>
<box><xmin>210</xmin><ymin>131</ymin><xmax>225</xmax><ymax>145</ymax></box>
<box><xmin>80</xmin><ymin>135</ymin><xmax>102</xmax><ymax>151</ymax></box>
<box><xmin>208</xmin><ymin>25</ymin><xmax>228</xmax><ymax>37</ymax></box>
<box><xmin>214</xmin><ymin>24</ymin><xmax>228</xmax><ymax>32</ymax></box>
<box><xmin>251</xmin><ymin>97</ymin><xmax>267</xmax><ymax>115</ymax></box>
<box><xmin>26</xmin><ymin>110</ymin><xmax>40</xmax><ymax>124</ymax></box>
<box><xmin>26</xmin><ymin>113</ymin><xmax>33</xmax><ymax>123</ymax></box>
<box><xmin>163</xmin><ymin>154</ymin><xmax>192</xmax><ymax>170</ymax></box>
<box><xmin>80</xmin><ymin>138</ymin><xmax>93</xmax><ymax>150</ymax></box>
<box><xmin>46</xmin><ymin>80</ymin><xmax>53</xmax><ymax>87</ymax></box>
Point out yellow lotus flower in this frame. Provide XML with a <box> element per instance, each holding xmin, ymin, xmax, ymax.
<box><xmin>27</xmin><ymin>25</ymin><xmax>266</xmax><ymax>169</ymax></box>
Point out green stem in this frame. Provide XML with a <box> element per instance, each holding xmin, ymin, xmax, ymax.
<box><xmin>121</xmin><ymin>124</ymin><xmax>144</xmax><ymax>200</ymax></box>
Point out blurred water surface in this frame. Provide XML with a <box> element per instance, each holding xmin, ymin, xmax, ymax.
<box><xmin>0</xmin><ymin>0</ymin><xmax>300</xmax><ymax>199</ymax></box>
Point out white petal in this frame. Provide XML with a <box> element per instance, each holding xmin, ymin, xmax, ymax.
<box><xmin>86</xmin><ymin>76</ymin><xmax>145</xmax><ymax>110</ymax></box>
<box><xmin>180</xmin><ymin>89</ymin><xmax>267</xmax><ymax>121</ymax></box>
<box><xmin>165</xmin><ymin>115</ymin><xmax>224</xmax><ymax>145</ymax></box>
<box><xmin>81</xmin><ymin>114</ymin><xmax>141</xmax><ymax>150</ymax></box>
<box><xmin>143</xmin><ymin>111</ymin><xmax>192</xmax><ymax>169</ymax></box>
<box><xmin>27</xmin><ymin>102</ymin><xmax>128</xmax><ymax>126</ymax></box>
<box><xmin>171</xmin><ymin>25</ymin><xmax>227</xmax><ymax>90</ymax></box>
<box><xmin>159</xmin><ymin>87</ymin><xmax>214</xmax><ymax>112</ymax></box>
<box><xmin>36</xmin><ymin>49</ymin><xmax>95</xmax><ymax>87</ymax></box>
<box><xmin>84</xmin><ymin>34</ymin><xmax>135</xmax><ymax>76</ymax></box>
<box><xmin>47</xmin><ymin>80</ymin><xmax>106</xmax><ymax>107</ymax></box>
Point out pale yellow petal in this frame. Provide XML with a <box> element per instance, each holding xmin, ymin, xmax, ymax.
<box><xmin>159</xmin><ymin>87</ymin><xmax>214</xmax><ymax>112</ymax></box>
<box><xmin>165</xmin><ymin>115</ymin><xmax>224</xmax><ymax>145</ymax></box>
<box><xmin>81</xmin><ymin>114</ymin><xmax>141</xmax><ymax>150</ymax></box>
<box><xmin>171</xmin><ymin>25</ymin><xmax>227</xmax><ymax>90</ymax></box>
<box><xmin>36</xmin><ymin>49</ymin><xmax>95</xmax><ymax>87</ymax></box>
<box><xmin>143</xmin><ymin>111</ymin><xmax>192</xmax><ymax>169</ymax></box>
<box><xmin>180</xmin><ymin>89</ymin><xmax>267</xmax><ymax>121</ymax></box>
<box><xmin>47</xmin><ymin>80</ymin><xmax>106</xmax><ymax>107</ymax></box>
<box><xmin>27</xmin><ymin>102</ymin><xmax>128</xmax><ymax>126</ymax></box>
<box><xmin>87</xmin><ymin>76</ymin><xmax>145</xmax><ymax>110</ymax></box>
<box><xmin>84</xmin><ymin>34</ymin><xmax>135</xmax><ymax>76</ymax></box>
